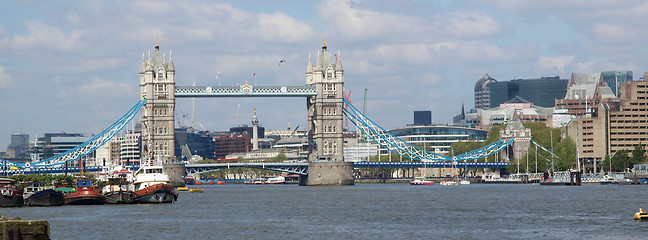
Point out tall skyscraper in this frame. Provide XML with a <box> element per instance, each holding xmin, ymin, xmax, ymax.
<box><xmin>474</xmin><ymin>73</ymin><xmax>497</xmax><ymax>110</ymax></box>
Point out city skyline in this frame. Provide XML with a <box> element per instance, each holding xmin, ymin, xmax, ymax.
<box><xmin>2</xmin><ymin>0</ymin><xmax>648</xmax><ymax>149</ymax></box>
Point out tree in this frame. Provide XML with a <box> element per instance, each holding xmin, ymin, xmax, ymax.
<box><xmin>631</xmin><ymin>143</ymin><xmax>646</xmax><ymax>167</ymax></box>
<box><xmin>611</xmin><ymin>150</ymin><xmax>629</xmax><ymax>172</ymax></box>
<box><xmin>268</xmin><ymin>153</ymin><xmax>288</xmax><ymax>162</ymax></box>
<box><xmin>555</xmin><ymin>136</ymin><xmax>576</xmax><ymax>171</ymax></box>
<box><xmin>601</xmin><ymin>154</ymin><xmax>612</xmax><ymax>172</ymax></box>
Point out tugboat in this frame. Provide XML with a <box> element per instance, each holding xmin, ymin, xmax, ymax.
<box><xmin>132</xmin><ymin>165</ymin><xmax>178</xmax><ymax>203</ymax></box>
<box><xmin>103</xmin><ymin>177</ymin><xmax>135</xmax><ymax>204</ymax></box>
<box><xmin>23</xmin><ymin>182</ymin><xmax>64</xmax><ymax>206</ymax></box>
<box><xmin>65</xmin><ymin>178</ymin><xmax>106</xmax><ymax>205</ymax></box>
<box><xmin>0</xmin><ymin>178</ymin><xmax>23</xmax><ymax>207</ymax></box>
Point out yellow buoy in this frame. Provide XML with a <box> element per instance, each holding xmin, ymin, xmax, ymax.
<box><xmin>189</xmin><ymin>188</ymin><xmax>203</xmax><ymax>193</ymax></box>
<box><xmin>177</xmin><ymin>186</ymin><xmax>189</xmax><ymax>191</ymax></box>
<box><xmin>634</xmin><ymin>208</ymin><xmax>648</xmax><ymax>220</ymax></box>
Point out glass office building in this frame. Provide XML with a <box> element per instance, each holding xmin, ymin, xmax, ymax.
<box><xmin>601</xmin><ymin>70</ymin><xmax>632</xmax><ymax>97</ymax></box>
<box><xmin>413</xmin><ymin>111</ymin><xmax>432</xmax><ymax>126</ymax></box>
<box><xmin>488</xmin><ymin>76</ymin><xmax>568</xmax><ymax>108</ymax></box>
<box><xmin>389</xmin><ymin>125</ymin><xmax>488</xmax><ymax>154</ymax></box>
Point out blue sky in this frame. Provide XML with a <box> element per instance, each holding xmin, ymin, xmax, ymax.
<box><xmin>1</xmin><ymin>0</ymin><xmax>648</xmax><ymax>149</ymax></box>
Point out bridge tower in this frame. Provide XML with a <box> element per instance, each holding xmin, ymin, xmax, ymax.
<box><xmin>140</xmin><ymin>40</ymin><xmax>176</xmax><ymax>164</ymax></box>
<box><xmin>303</xmin><ymin>40</ymin><xmax>354</xmax><ymax>185</ymax></box>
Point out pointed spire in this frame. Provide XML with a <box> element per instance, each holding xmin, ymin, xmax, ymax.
<box><xmin>335</xmin><ymin>51</ymin><xmax>343</xmax><ymax>71</ymax></box>
<box><xmin>155</xmin><ymin>36</ymin><xmax>159</xmax><ymax>50</ymax></box>
<box><xmin>306</xmin><ymin>52</ymin><xmax>313</xmax><ymax>73</ymax></box>
<box><xmin>140</xmin><ymin>53</ymin><xmax>146</xmax><ymax>72</ymax></box>
<box><xmin>163</xmin><ymin>53</ymin><xmax>166</xmax><ymax>64</ymax></box>
<box><xmin>315</xmin><ymin>51</ymin><xmax>322</xmax><ymax>70</ymax></box>
<box><xmin>168</xmin><ymin>50</ymin><xmax>175</xmax><ymax>71</ymax></box>
<box><xmin>461</xmin><ymin>101</ymin><xmax>465</xmax><ymax>119</ymax></box>
<box><xmin>322</xmin><ymin>36</ymin><xmax>327</xmax><ymax>50</ymax></box>
<box><xmin>146</xmin><ymin>50</ymin><xmax>152</xmax><ymax>71</ymax></box>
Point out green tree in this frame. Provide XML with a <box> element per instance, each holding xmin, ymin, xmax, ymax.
<box><xmin>555</xmin><ymin>136</ymin><xmax>576</xmax><ymax>171</ymax></box>
<box><xmin>631</xmin><ymin>143</ymin><xmax>646</xmax><ymax>166</ymax></box>
<box><xmin>268</xmin><ymin>153</ymin><xmax>288</xmax><ymax>162</ymax></box>
<box><xmin>601</xmin><ymin>154</ymin><xmax>612</xmax><ymax>172</ymax></box>
<box><xmin>611</xmin><ymin>150</ymin><xmax>629</xmax><ymax>172</ymax></box>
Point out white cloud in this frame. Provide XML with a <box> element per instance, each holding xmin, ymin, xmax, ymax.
<box><xmin>318</xmin><ymin>0</ymin><xmax>425</xmax><ymax>41</ymax></box>
<box><xmin>10</xmin><ymin>21</ymin><xmax>84</xmax><ymax>51</ymax></box>
<box><xmin>0</xmin><ymin>66</ymin><xmax>10</xmax><ymax>87</ymax></box>
<box><xmin>52</xmin><ymin>58</ymin><xmax>127</xmax><ymax>74</ymax></box>
<box><xmin>536</xmin><ymin>55</ymin><xmax>575</xmax><ymax>72</ymax></box>
<box><xmin>74</xmin><ymin>78</ymin><xmax>137</xmax><ymax>98</ymax></box>
<box><xmin>441</xmin><ymin>11</ymin><xmax>500</xmax><ymax>38</ymax></box>
<box><xmin>591</xmin><ymin>23</ymin><xmax>634</xmax><ymax>43</ymax></box>
<box><xmin>257</xmin><ymin>12</ymin><xmax>315</xmax><ymax>43</ymax></box>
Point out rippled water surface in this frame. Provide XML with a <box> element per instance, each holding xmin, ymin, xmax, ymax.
<box><xmin>4</xmin><ymin>183</ymin><xmax>648</xmax><ymax>239</ymax></box>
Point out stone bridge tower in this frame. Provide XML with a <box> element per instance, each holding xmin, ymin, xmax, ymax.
<box><xmin>303</xmin><ymin>40</ymin><xmax>354</xmax><ymax>185</ymax></box>
<box><xmin>140</xmin><ymin>40</ymin><xmax>176</xmax><ymax>165</ymax></box>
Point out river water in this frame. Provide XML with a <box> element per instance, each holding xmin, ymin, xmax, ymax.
<box><xmin>3</xmin><ymin>183</ymin><xmax>648</xmax><ymax>239</ymax></box>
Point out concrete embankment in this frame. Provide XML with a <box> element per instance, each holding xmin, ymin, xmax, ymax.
<box><xmin>0</xmin><ymin>215</ymin><xmax>49</xmax><ymax>240</ymax></box>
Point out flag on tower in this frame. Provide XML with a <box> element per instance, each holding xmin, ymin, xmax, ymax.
<box><xmin>216</xmin><ymin>72</ymin><xmax>221</xmax><ymax>80</ymax></box>
<box><xmin>251</xmin><ymin>73</ymin><xmax>256</xmax><ymax>78</ymax></box>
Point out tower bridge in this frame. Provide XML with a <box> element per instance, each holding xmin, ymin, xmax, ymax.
<box><xmin>0</xmin><ymin>40</ymin><xmax>529</xmax><ymax>184</ymax></box>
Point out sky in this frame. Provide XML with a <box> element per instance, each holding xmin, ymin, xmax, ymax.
<box><xmin>1</xmin><ymin>0</ymin><xmax>648</xmax><ymax>149</ymax></box>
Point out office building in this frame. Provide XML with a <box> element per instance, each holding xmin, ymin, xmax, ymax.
<box><xmin>601</xmin><ymin>70</ymin><xmax>632</xmax><ymax>97</ymax></box>
<box><xmin>414</xmin><ymin>111</ymin><xmax>432</xmax><ymax>126</ymax></box>
<box><xmin>389</xmin><ymin>125</ymin><xmax>488</xmax><ymax>154</ymax></box>
<box><xmin>488</xmin><ymin>76</ymin><xmax>568</xmax><ymax>108</ymax></box>
<box><xmin>474</xmin><ymin>73</ymin><xmax>497</xmax><ymax>110</ymax></box>
<box><xmin>565</xmin><ymin>79</ymin><xmax>648</xmax><ymax>173</ymax></box>
<box><xmin>555</xmin><ymin>72</ymin><xmax>618</xmax><ymax>117</ymax></box>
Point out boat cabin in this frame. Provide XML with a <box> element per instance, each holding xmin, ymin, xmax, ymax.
<box><xmin>0</xmin><ymin>178</ymin><xmax>16</xmax><ymax>186</ymax></box>
<box><xmin>24</xmin><ymin>182</ymin><xmax>47</xmax><ymax>193</ymax></box>
<box><xmin>77</xmin><ymin>179</ymin><xmax>93</xmax><ymax>188</ymax></box>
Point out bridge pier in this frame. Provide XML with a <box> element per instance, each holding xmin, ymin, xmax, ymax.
<box><xmin>163</xmin><ymin>163</ymin><xmax>186</xmax><ymax>187</ymax></box>
<box><xmin>300</xmin><ymin>162</ymin><xmax>354</xmax><ymax>186</ymax></box>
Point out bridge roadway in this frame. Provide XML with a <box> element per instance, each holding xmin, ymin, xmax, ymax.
<box><xmin>0</xmin><ymin>161</ymin><xmax>507</xmax><ymax>176</ymax></box>
<box><xmin>185</xmin><ymin>161</ymin><xmax>507</xmax><ymax>175</ymax></box>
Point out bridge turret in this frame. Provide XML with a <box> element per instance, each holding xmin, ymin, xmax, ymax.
<box><xmin>140</xmin><ymin>40</ymin><xmax>176</xmax><ymax>164</ymax></box>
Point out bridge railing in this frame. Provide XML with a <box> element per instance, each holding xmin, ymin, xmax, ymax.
<box><xmin>0</xmin><ymin>99</ymin><xmax>146</xmax><ymax>169</ymax></box>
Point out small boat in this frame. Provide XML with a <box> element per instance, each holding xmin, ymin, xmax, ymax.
<box><xmin>189</xmin><ymin>188</ymin><xmax>203</xmax><ymax>193</ymax></box>
<box><xmin>635</xmin><ymin>208</ymin><xmax>648</xmax><ymax>220</ymax></box>
<box><xmin>600</xmin><ymin>175</ymin><xmax>620</xmax><ymax>185</ymax></box>
<box><xmin>0</xmin><ymin>178</ymin><xmax>23</xmax><ymax>207</ymax></box>
<box><xmin>184</xmin><ymin>176</ymin><xmax>195</xmax><ymax>185</ymax></box>
<box><xmin>23</xmin><ymin>182</ymin><xmax>64</xmax><ymax>206</ymax></box>
<box><xmin>410</xmin><ymin>177</ymin><xmax>434</xmax><ymax>185</ymax></box>
<box><xmin>65</xmin><ymin>178</ymin><xmax>106</xmax><ymax>205</ymax></box>
<box><xmin>245</xmin><ymin>176</ymin><xmax>286</xmax><ymax>185</ymax></box>
<box><xmin>439</xmin><ymin>178</ymin><xmax>459</xmax><ymax>186</ymax></box>
<box><xmin>102</xmin><ymin>177</ymin><xmax>135</xmax><ymax>204</ymax></box>
<box><xmin>177</xmin><ymin>186</ymin><xmax>189</xmax><ymax>191</ymax></box>
<box><xmin>132</xmin><ymin>165</ymin><xmax>178</xmax><ymax>203</ymax></box>
<box><xmin>459</xmin><ymin>179</ymin><xmax>471</xmax><ymax>185</ymax></box>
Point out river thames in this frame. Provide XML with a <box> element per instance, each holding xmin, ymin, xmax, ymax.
<box><xmin>4</xmin><ymin>183</ymin><xmax>648</xmax><ymax>239</ymax></box>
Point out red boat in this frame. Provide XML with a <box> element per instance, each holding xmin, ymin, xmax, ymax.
<box><xmin>410</xmin><ymin>177</ymin><xmax>435</xmax><ymax>185</ymax></box>
<box><xmin>0</xmin><ymin>178</ymin><xmax>23</xmax><ymax>207</ymax></box>
<box><xmin>65</xmin><ymin>179</ymin><xmax>106</xmax><ymax>205</ymax></box>
<box><xmin>131</xmin><ymin>165</ymin><xmax>177</xmax><ymax>203</ymax></box>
